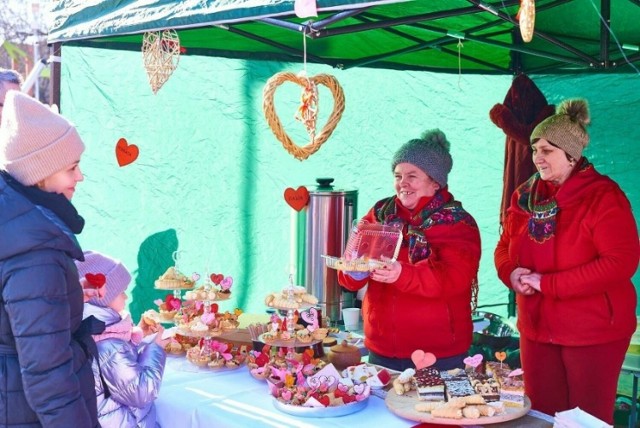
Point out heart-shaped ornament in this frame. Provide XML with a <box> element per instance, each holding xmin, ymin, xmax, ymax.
<box><xmin>463</xmin><ymin>354</ymin><xmax>484</xmax><ymax>368</ymax></box>
<box><xmin>210</xmin><ymin>274</ymin><xmax>223</xmax><ymax>285</ymax></box>
<box><xmin>142</xmin><ymin>30</ymin><xmax>181</xmax><ymax>94</ymax></box>
<box><xmin>263</xmin><ymin>72</ymin><xmax>345</xmax><ymax>160</ymax></box>
<box><xmin>115</xmin><ymin>138</ymin><xmax>139</xmax><ymax>167</ymax></box>
<box><xmin>284</xmin><ymin>186</ymin><xmax>309</xmax><ymax>211</ymax></box>
<box><xmin>495</xmin><ymin>351</ymin><xmax>507</xmax><ymax>362</ymax></box>
<box><xmin>410</xmin><ymin>350</ymin><xmax>436</xmax><ymax>370</ymax></box>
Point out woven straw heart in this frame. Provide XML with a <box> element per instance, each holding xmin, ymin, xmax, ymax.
<box><xmin>263</xmin><ymin>72</ymin><xmax>345</xmax><ymax>161</ymax></box>
<box><xmin>142</xmin><ymin>30</ymin><xmax>181</xmax><ymax>94</ymax></box>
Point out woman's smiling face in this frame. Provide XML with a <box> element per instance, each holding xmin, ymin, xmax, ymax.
<box><xmin>394</xmin><ymin>163</ymin><xmax>440</xmax><ymax>209</ymax></box>
<box><xmin>532</xmin><ymin>139</ymin><xmax>574</xmax><ymax>185</ymax></box>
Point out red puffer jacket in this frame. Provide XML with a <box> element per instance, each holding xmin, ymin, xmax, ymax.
<box><xmin>339</xmin><ymin>189</ymin><xmax>481</xmax><ymax>359</ymax></box>
<box><xmin>495</xmin><ymin>161</ymin><xmax>639</xmax><ymax>345</ymax></box>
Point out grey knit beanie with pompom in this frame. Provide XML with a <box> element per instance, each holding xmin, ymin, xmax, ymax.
<box><xmin>530</xmin><ymin>98</ymin><xmax>590</xmax><ymax>161</ymax></box>
<box><xmin>391</xmin><ymin>129</ymin><xmax>453</xmax><ymax>187</ymax></box>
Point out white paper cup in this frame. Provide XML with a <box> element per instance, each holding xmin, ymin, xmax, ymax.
<box><xmin>342</xmin><ymin>308</ymin><xmax>360</xmax><ymax>331</ymax></box>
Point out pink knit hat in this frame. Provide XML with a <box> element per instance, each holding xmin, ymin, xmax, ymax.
<box><xmin>76</xmin><ymin>251</ymin><xmax>132</xmax><ymax>308</ymax></box>
<box><xmin>0</xmin><ymin>90</ymin><xmax>85</xmax><ymax>186</ymax></box>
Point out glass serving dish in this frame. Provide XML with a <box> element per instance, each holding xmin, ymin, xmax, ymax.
<box><xmin>323</xmin><ymin>220</ymin><xmax>402</xmax><ymax>271</ymax></box>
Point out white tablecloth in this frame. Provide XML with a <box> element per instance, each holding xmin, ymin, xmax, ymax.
<box><xmin>156</xmin><ymin>356</ymin><xmax>415</xmax><ymax>428</ymax></box>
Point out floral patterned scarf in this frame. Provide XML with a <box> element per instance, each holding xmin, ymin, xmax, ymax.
<box><xmin>373</xmin><ymin>190</ymin><xmax>477</xmax><ymax>264</ymax></box>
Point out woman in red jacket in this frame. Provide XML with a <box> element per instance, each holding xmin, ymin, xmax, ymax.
<box><xmin>494</xmin><ymin>99</ymin><xmax>639</xmax><ymax>423</ymax></box>
<box><xmin>338</xmin><ymin>129</ymin><xmax>481</xmax><ymax>372</ymax></box>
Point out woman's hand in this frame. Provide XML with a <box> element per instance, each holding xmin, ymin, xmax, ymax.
<box><xmin>510</xmin><ymin>267</ymin><xmax>536</xmax><ymax>295</ymax></box>
<box><xmin>371</xmin><ymin>261</ymin><xmax>401</xmax><ymax>284</ymax></box>
<box><xmin>520</xmin><ymin>273</ymin><xmax>542</xmax><ymax>292</ymax></box>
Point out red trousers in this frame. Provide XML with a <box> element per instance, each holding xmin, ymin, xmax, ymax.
<box><xmin>520</xmin><ymin>336</ymin><xmax>629</xmax><ymax>424</ymax></box>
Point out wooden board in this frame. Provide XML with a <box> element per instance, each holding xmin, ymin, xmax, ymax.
<box><xmin>385</xmin><ymin>390</ymin><xmax>530</xmax><ymax>425</ymax></box>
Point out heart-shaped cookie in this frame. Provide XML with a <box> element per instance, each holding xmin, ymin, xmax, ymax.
<box><xmin>115</xmin><ymin>138</ymin><xmax>139</xmax><ymax>167</ymax></box>
<box><xmin>263</xmin><ymin>72</ymin><xmax>345</xmax><ymax>160</ymax></box>
<box><xmin>284</xmin><ymin>186</ymin><xmax>310</xmax><ymax>211</ymax></box>
<box><xmin>411</xmin><ymin>350</ymin><xmax>436</xmax><ymax>370</ymax></box>
<box><xmin>300</xmin><ymin>307</ymin><xmax>319</xmax><ymax>327</ymax></box>
<box><xmin>142</xmin><ymin>30</ymin><xmax>181</xmax><ymax>94</ymax></box>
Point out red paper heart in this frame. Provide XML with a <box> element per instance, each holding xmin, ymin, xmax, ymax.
<box><xmin>210</xmin><ymin>274</ymin><xmax>223</xmax><ymax>285</ymax></box>
<box><xmin>318</xmin><ymin>395</ymin><xmax>331</xmax><ymax>407</ymax></box>
<box><xmin>115</xmin><ymin>138</ymin><xmax>139</xmax><ymax>167</ymax></box>
<box><xmin>284</xmin><ymin>186</ymin><xmax>309</xmax><ymax>211</ymax></box>
<box><xmin>85</xmin><ymin>273</ymin><xmax>106</xmax><ymax>289</ymax></box>
<box><xmin>411</xmin><ymin>350</ymin><xmax>436</xmax><ymax>370</ymax></box>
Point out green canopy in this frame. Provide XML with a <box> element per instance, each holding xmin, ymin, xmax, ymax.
<box><xmin>48</xmin><ymin>0</ymin><xmax>640</xmax><ymax>74</ymax></box>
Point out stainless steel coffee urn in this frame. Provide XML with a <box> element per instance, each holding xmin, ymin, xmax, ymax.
<box><xmin>294</xmin><ymin>178</ymin><xmax>358</xmax><ymax>325</ymax></box>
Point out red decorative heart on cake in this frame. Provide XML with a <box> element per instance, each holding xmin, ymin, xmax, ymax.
<box><xmin>495</xmin><ymin>351</ymin><xmax>507</xmax><ymax>362</ymax></box>
<box><xmin>410</xmin><ymin>350</ymin><xmax>436</xmax><ymax>369</ymax></box>
<box><xmin>85</xmin><ymin>273</ymin><xmax>106</xmax><ymax>288</ymax></box>
<box><xmin>210</xmin><ymin>273</ymin><xmax>224</xmax><ymax>284</ymax></box>
<box><xmin>284</xmin><ymin>186</ymin><xmax>309</xmax><ymax>211</ymax></box>
<box><xmin>115</xmin><ymin>138</ymin><xmax>139</xmax><ymax>167</ymax></box>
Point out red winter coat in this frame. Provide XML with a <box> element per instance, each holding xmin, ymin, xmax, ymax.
<box><xmin>339</xmin><ymin>189</ymin><xmax>481</xmax><ymax>359</ymax></box>
<box><xmin>495</xmin><ymin>161</ymin><xmax>639</xmax><ymax>345</ymax></box>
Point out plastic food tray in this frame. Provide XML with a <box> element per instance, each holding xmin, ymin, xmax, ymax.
<box><xmin>323</xmin><ymin>220</ymin><xmax>402</xmax><ymax>271</ymax></box>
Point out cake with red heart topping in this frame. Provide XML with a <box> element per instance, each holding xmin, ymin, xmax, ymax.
<box><xmin>413</xmin><ymin>367</ymin><xmax>445</xmax><ymax>401</ymax></box>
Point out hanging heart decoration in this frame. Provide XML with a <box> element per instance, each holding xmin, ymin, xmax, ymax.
<box><xmin>263</xmin><ymin>71</ymin><xmax>345</xmax><ymax>161</ymax></box>
<box><xmin>115</xmin><ymin>138</ymin><xmax>139</xmax><ymax>167</ymax></box>
<box><xmin>142</xmin><ymin>29</ymin><xmax>181</xmax><ymax>94</ymax></box>
<box><xmin>284</xmin><ymin>186</ymin><xmax>309</xmax><ymax>211</ymax></box>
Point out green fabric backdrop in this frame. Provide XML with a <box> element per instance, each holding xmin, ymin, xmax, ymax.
<box><xmin>60</xmin><ymin>46</ymin><xmax>639</xmax><ymax>322</ymax></box>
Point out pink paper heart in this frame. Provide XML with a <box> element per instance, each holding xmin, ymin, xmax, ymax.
<box><xmin>411</xmin><ymin>350</ymin><xmax>436</xmax><ymax>370</ymax></box>
<box><xmin>353</xmin><ymin>383</ymin><xmax>366</xmax><ymax>394</ymax></box>
<box><xmin>463</xmin><ymin>354</ymin><xmax>484</xmax><ymax>368</ymax></box>
<box><xmin>201</xmin><ymin>313</ymin><xmax>215</xmax><ymax>325</ymax></box>
<box><xmin>221</xmin><ymin>276</ymin><xmax>233</xmax><ymax>290</ymax></box>
<box><xmin>300</xmin><ymin>308</ymin><xmax>319</xmax><ymax>327</ymax></box>
<box><xmin>508</xmin><ymin>368</ymin><xmax>524</xmax><ymax>377</ymax></box>
<box><xmin>281</xmin><ymin>390</ymin><xmax>292</xmax><ymax>401</ymax></box>
<box><xmin>337</xmin><ymin>383</ymin><xmax>349</xmax><ymax>392</ymax></box>
<box><xmin>192</xmin><ymin>272</ymin><xmax>200</xmax><ymax>281</ymax></box>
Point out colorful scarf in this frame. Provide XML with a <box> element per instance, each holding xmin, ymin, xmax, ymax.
<box><xmin>516</xmin><ymin>159</ymin><xmax>591</xmax><ymax>243</ymax></box>
<box><xmin>373</xmin><ymin>190</ymin><xmax>477</xmax><ymax>264</ymax></box>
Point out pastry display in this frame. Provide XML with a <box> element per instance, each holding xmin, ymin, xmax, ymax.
<box><xmin>386</xmin><ymin>351</ymin><xmax>528</xmax><ymax>422</ymax></box>
<box><xmin>152</xmin><ymin>294</ymin><xmax>182</xmax><ymax>321</ymax></box>
<box><xmin>440</xmin><ymin>368</ymin><xmax>476</xmax><ymax>401</ymax></box>
<box><xmin>269</xmin><ymin>362</ymin><xmax>370</xmax><ymax>409</ymax></box>
<box><xmin>154</xmin><ymin>267</ymin><xmax>195</xmax><ymax>290</ymax></box>
<box><xmin>186</xmin><ymin>339</ymin><xmax>246</xmax><ymax>369</ymax></box>
<box><xmin>413</xmin><ymin>367</ymin><xmax>445</xmax><ymax>402</ymax></box>
<box><xmin>264</xmin><ymin>286</ymin><xmax>318</xmax><ymax>310</ymax></box>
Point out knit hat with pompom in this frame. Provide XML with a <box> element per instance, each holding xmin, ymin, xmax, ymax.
<box><xmin>530</xmin><ymin>99</ymin><xmax>590</xmax><ymax>160</ymax></box>
<box><xmin>391</xmin><ymin>129</ymin><xmax>453</xmax><ymax>187</ymax></box>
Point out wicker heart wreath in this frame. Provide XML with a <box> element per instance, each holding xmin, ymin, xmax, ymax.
<box><xmin>263</xmin><ymin>72</ymin><xmax>345</xmax><ymax>161</ymax></box>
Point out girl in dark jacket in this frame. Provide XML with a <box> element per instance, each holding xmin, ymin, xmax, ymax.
<box><xmin>0</xmin><ymin>90</ymin><xmax>99</xmax><ymax>427</ymax></box>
